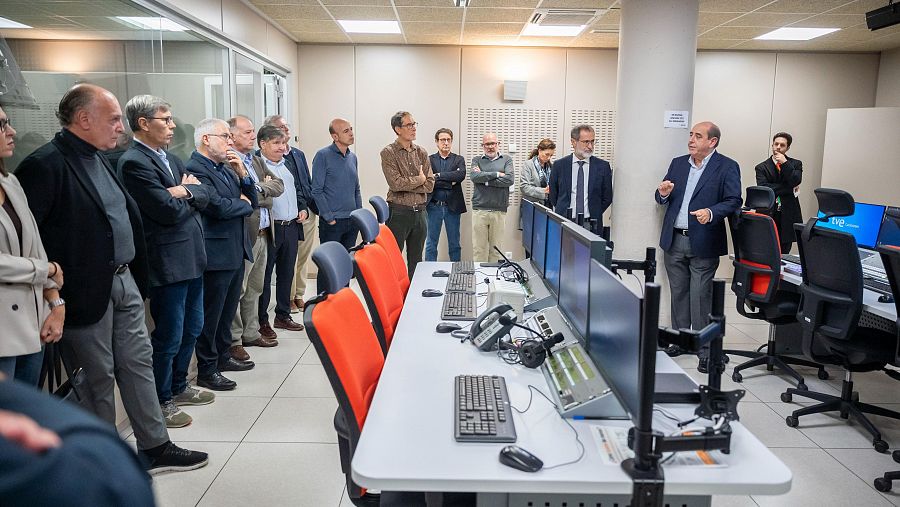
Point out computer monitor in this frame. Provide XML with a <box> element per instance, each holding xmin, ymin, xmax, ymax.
<box><xmin>877</xmin><ymin>206</ymin><xmax>900</xmax><ymax>248</ymax></box>
<box><xmin>561</xmin><ymin>222</ymin><xmax>612</xmax><ymax>268</ymax></box>
<box><xmin>586</xmin><ymin>259</ymin><xmax>642</xmax><ymax>419</ymax></box>
<box><xmin>531</xmin><ymin>204</ymin><xmax>549</xmax><ymax>277</ymax></box>
<box><xmin>544</xmin><ymin>210</ymin><xmax>565</xmax><ymax>296</ymax></box>
<box><xmin>558</xmin><ymin>224</ymin><xmax>592</xmax><ymax>339</ymax></box>
<box><xmin>817</xmin><ymin>202</ymin><xmax>886</xmax><ymax>249</ymax></box>
<box><xmin>521</xmin><ymin>199</ymin><xmax>535</xmax><ymax>255</ymax></box>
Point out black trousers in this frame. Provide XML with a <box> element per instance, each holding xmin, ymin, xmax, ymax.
<box><xmin>259</xmin><ymin>221</ymin><xmax>300</xmax><ymax>322</ymax></box>
<box><xmin>197</xmin><ymin>266</ymin><xmax>244</xmax><ymax>375</ymax></box>
<box><xmin>386</xmin><ymin>205</ymin><xmax>427</xmax><ymax>278</ymax></box>
<box><xmin>319</xmin><ymin>217</ymin><xmax>359</xmax><ymax>250</ymax></box>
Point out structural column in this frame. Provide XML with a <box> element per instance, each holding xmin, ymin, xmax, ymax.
<box><xmin>612</xmin><ymin>0</ymin><xmax>699</xmax><ymax>322</ymax></box>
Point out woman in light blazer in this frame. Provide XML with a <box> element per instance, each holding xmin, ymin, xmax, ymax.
<box><xmin>520</xmin><ymin>138</ymin><xmax>556</xmax><ymax>208</ymax></box>
<box><xmin>0</xmin><ymin>105</ymin><xmax>65</xmax><ymax>385</ymax></box>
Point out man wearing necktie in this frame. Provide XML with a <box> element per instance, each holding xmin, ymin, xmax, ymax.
<box><xmin>755</xmin><ymin>132</ymin><xmax>802</xmax><ymax>254</ymax></box>
<box><xmin>549</xmin><ymin>124</ymin><xmax>613</xmax><ymax>234</ymax></box>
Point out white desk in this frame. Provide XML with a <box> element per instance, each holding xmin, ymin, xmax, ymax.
<box><xmin>352</xmin><ymin>262</ymin><xmax>792</xmax><ymax>506</ymax></box>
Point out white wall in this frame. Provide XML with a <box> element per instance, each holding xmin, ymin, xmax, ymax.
<box><xmin>876</xmin><ymin>47</ymin><xmax>900</xmax><ymax>107</ymax></box>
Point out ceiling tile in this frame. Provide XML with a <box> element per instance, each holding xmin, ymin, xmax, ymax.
<box><xmin>463</xmin><ymin>22</ymin><xmax>522</xmax><ymax>35</ymax></box>
<box><xmin>31</xmin><ymin>2</ymin><xmax>144</xmax><ymax>17</ymax></box>
<box><xmin>393</xmin><ymin>0</ymin><xmax>456</xmax><ymax>6</ymax></box>
<box><xmin>278</xmin><ymin>18</ymin><xmax>343</xmax><ymax>33</ymax></box>
<box><xmin>0</xmin><ymin>4</ymin><xmax>53</xmax><ymax>16</ymax></box>
<box><xmin>756</xmin><ymin>0</ymin><xmax>850</xmax><ymax>14</ymax></box>
<box><xmin>256</xmin><ymin>4</ymin><xmax>332</xmax><ymax>20</ymax></box>
<box><xmin>538</xmin><ymin>0</ymin><xmax>616</xmax><ymax>8</ymax></box>
<box><xmin>821</xmin><ymin>27</ymin><xmax>883</xmax><ymax>42</ymax></box>
<box><xmin>699</xmin><ymin>0</ymin><xmax>771</xmax><ymax>13</ymax></box>
<box><xmin>697</xmin><ymin>38</ymin><xmax>745</xmax><ymax>50</ymax></box>
<box><xmin>407</xmin><ymin>33</ymin><xmax>461</xmax><ymax>44</ymax></box>
<box><xmin>461</xmin><ymin>34</ymin><xmax>520</xmax><ymax>45</ymax></box>
<box><xmin>789</xmin><ymin>13</ymin><xmax>867</xmax><ymax>29</ymax></box>
<box><xmin>828</xmin><ymin>0</ymin><xmax>891</xmax><ymax>15</ymax></box>
<box><xmin>252</xmin><ymin>0</ymin><xmax>322</xmax><ymax>5</ymax></box>
<box><xmin>397</xmin><ymin>7</ymin><xmax>463</xmax><ymax>22</ymax></box>
<box><xmin>700</xmin><ymin>26</ymin><xmax>772</xmax><ymax>39</ymax></box>
<box><xmin>402</xmin><ymin>21</ymin><xmax>461</xmax><ymax>36</ymax></box>
<box><xmin>348</xmin><ymin>33</ymin><xmax>405</xmax><ymax>43</ymax></box>
<box><xmin>464</xmin><ymin>7</ymin><xmax>533</xmax><ymax>23</ymax></box>
<box><xmin>318</xmin><ymin>0</ymin><xmax>393</xmax><ymax>5</ymax></box>
<box><xmin>572</xmin><ymin>31</ymin><xmax>618</xmax><ymax>47</ymax></box>
<box><xmin>698</xmin><ymin>12</ymin><xmax>743</xmax><ymax>26</ymax></box>
<box><xmin>723</xmin><ymin>12</ymin><xmax>809</xmax><ymax>27</ymax></box>
<box><xmin>468</xmin><ymin>0</ymin><xmax>538</xmax><ymax>8</ymax></box>
<box><xmin>296</xmin><ymin>32</ymin><xmax>352</xmax><ymax>43</ymax></box>
<box><xmin>326</xmin><ymin>6</ymin><xmax>396</xmax><ymax>20</ymax></box>
<box><xmin>851</xmin><ymin>31</ymin><xmax>900</xmax><ymax>51</ymax></box>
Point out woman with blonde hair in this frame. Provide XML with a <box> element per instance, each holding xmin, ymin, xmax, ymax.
<box><xmin>520</xmin><ymin>138</ymin><xmax>555</xmax><ymax>207</ymax></box>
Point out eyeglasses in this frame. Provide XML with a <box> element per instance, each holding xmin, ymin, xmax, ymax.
<box><xmin>437</xmin><ymin>138</ymin><xmax>452</xmax><ymax>143</ymax></box>
<box><xmin>401</xmin><ymin>122</ymin><xmax>418</xmax><ymax>129</ymax></box>
<box><xmin>0</xmin><ymin>118</ymin><xmax>11</xmax><ymax>131</ymax></box>
<box><xmin>482</xmin><ymin>142</ymin><xmax>498</xmax><ymax>147</ymax></box>
<box><xmin>577</xmin><ymin>139</ymin><xmax>596</xmax><ymax>145</ymax></box>
<box><xmin>207</xmin><ymin>133</ymin><xmax>233</xmax><ymax>141</ymax></box>
<box><xmin>148</xmin><ymin>116</ymin><xmax>175</xmax><ymax>125</ymax></box>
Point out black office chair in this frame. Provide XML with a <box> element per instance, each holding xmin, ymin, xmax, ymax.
<box><xmin>874</xmin><ymin>209</ymin><xmax>900</xmax><ymax>489</ymax></box>
<box><xmin>781</xmin><ymin>189</ymin><xmax>900</xmax><ymax>453</ymax></box>
<box><xmin>726</xmin><ymin>186</ymin><xmax>827</xmax><ymax>387</ymax></box>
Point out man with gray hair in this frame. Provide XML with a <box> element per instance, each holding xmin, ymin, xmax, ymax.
<box><xmin>187</xmin><ymin>118</ymin><xmax>257</xmax><ymax>391</ymax></box>
<box><xmin>470</xmin><ymin>132</ymin><xmax>513</xmax><ymax>262</ymax></box>
<box><xmin>549</xmin><ymin>124</ymin><xmax>613</xmax><ymax>234</ymax></box>
<box><xmin>17</xmin><ymin>83</ymin><xmax>208</xmax><ymax>473</ymax></box>
<box><xmin>119</xmin><ymin>95</ymin><xmax>214</xmax><ymax>428</ymax></box>
<box><xmin>381</xmin><ymin>111</ymin><xmax>434</xmax><ymax>276</ymax></box>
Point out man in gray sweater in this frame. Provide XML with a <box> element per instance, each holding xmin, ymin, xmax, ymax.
<box><xmin>470</xmin><ymin>132</ymin><xmax>514</xmax><ymax>262</ymax></box>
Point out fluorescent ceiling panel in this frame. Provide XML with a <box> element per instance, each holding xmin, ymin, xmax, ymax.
<box><xmin>755</xmin><ymin>27</ymin><xmax>840</xmax><ymax>41</ymax></box>
<box><xmin>115</xmin><ymin>17</ymin><xmax>187</xmax><ymax>31</ymax></box>
<box><xmin>522</xmin><ymin>24</ymin><xmax>585</xmax><ymax>37</ymax></box>
<box><xmin>337</xmin><ymin>20</ymin><xmax>401</xmax><ymax>34</ymax></box>
<box><xmin>0</xmin><ymin>17</ymin><xmax>32</xmax><ymax>29</ymax></box>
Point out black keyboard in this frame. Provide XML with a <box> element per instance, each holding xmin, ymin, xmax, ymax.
<box><xmin>451</xmin><ymin>261</ymin><xmax>475</xmax><ymax>274</ymax></box>
<box><xmin>864</xmin><ymin>278</ymin><xmax>893</xmax><ymax>295</ymax></box>
<box><xmin>447</xmin><ymin>272</ymin><xmax>475</xmax><ymax>292</ymax></box>
<box><xmin>441</xmin><ymin>291</ymin><xmax>476</xmax><ymax>321</ymax></box>
<box><xmin>454</xmin><ymin>375</ymin><xmax>516</xmax><ymax>443</ymax></box>
<box><xmin>782</xmin><ymin>254</ymin><xmax>801</xmax><ymax>264</ymax></box>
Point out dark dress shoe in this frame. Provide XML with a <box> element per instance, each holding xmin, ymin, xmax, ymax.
<box><xmin>697</xmin><ymin>357</ymin><xmax>709</xmax><ymax>374</ymax></box>
<box><xmin>664</xmin><ymin>344</ymin><xmax>685</xmax><ymax>357</ymax></box>
<box><xmin>274</xmin><ymin>316</ymin><xmax>304</xmax><ymax>331</ymax></box>
<box><xmin>294</xmin><ymin>297</ymin><xmax>305</xmax><ymax>310</ymax></box>
<box><xmin>229</xmin><ymin>345</ymin><xmax>251</xmax><ymax>361</ymax></box>
<box><xmin>220</xmin><ymin>357</ymin><xmax>255</xmax><ymax>372</ymax></box>
<box><xmin>259</xmin><ymin>322</ymin><xmax>278</xmax><ymax>339</ymax></box>
<box><xmin>245</xmin><ymin>336</ymin><xmax>278</xmax><ymax>348</ymax></box>
<box><xmin>197</xmin><ymin>373</ymin><xmax>237</xmax><ymax>391</ymax></box>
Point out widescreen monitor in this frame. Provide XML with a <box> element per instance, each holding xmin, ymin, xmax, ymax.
<box><xmin>558</xmin><ymin>224</ymin><xmax>592</xmax><ymax>339</ymax></box>
<box><xmin>521</xmin><ymin>199</ymin><xmax>535</xmax><ymax>255</ymax></box>
<box><xmin>531</xmin><ymin>205</ymin><xmax>549</xmax><ymax>277</ymax></box>
<box><xmin>877</xmin><ymin>206</ymin><xmax>900</xmax><ymax>248</ymax></box>
<box><xmin>544</xmin><ymin>211</ymin><xmax>564</xmax><ymax>296</ymax></box>
<box><xmin>586</xmin><ymin>259</ymin><xmax>642</xmax><ymax>419</ymax></box>
<box><xmin>816</xmin><ymin>202</ymin><xmax>885</xmax><ymax>249</ymax></box>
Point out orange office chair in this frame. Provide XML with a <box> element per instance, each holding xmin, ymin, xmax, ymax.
<box><xmin>351</xmin><ymin>209</ymin><xmax>405</xmax><ymax>354</ymax></box>
<box><xmin>369</xmin><ymin>195</ymin><xmax>411</xmax><ymax>297</ymax></box>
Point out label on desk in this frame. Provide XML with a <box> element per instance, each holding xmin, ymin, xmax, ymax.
<box><xmin>591</xmin><ymin>426</ymin><xmax>726</xmax><ymax>468</ymax></box>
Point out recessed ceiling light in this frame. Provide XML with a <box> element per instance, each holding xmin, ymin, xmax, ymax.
<box><xmin>754</xmin><ymin>27</ymin><xmax>840</xmax><ymax>41</ymax></box>
<box><xmin>115</xmin><ymin>16</ymin><xmax>186</xmax><ymax>31</ymax></box>
<box><xmin>522</xmin><ymin>24</ymin><xmax>585</xmax><ymax>37</ymax></box>
<box><xmin>454</xmin><ymin>0</ymin><xmax>469</xmax><ymax>6</ymax></box>
<box><xmin>0</xmin><ymin>17</ymin><xmax>32</xmax><ymax>29</ymax></box>
<box><xmin>337</xmin><ymin>20</ymin><xmax>401</xmax><ymax>34</ymax></box>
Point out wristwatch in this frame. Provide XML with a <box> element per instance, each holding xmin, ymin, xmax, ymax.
<box><xmin>48</xmin><ymin>298</ymin><xmax>66</xmax><ymax>309</ymax></box>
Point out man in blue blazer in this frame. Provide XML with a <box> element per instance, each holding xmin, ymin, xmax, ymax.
<box><xmin>655</xmin><ymin>122</ymin><xmax>742</xmax><ymax>372</ymax></box>
<box><xmin>549</xmin><ymin>124</ymin><xmax>613</xmax><ymax>233</ymax></box>
<box><xmin>187</xmin><ymin>118</ymin><xmax>257</xmax><ymax>391</ymax></box>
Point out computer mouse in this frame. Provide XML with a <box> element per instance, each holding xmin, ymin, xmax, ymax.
<box><xmin>499</xmin><ymin>445</ymin><xmax>543</xmax><ymax>473</ymax></box>
<box><xmin>432</xmin><ymin>269</ymin><xmax>450</xmax><ymax>277</ymax></box>
<box><xmin>435</xmin><ymin>322</ymin><xmax>462</xmax><ymax>333</ymax></box>
<box><xmin>422</xmin><ymin>288</ymin><xmax>444</xmax><ymax>297</ymax></box>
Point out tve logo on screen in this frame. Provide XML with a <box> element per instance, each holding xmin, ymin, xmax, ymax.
<box><xmin>816</xmin><ymin>202</ymin><xmax>885</xmax><ymax>248</ymax></box>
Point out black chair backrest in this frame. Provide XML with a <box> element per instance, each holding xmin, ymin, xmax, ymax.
<box><xmin>350</xmin><ymin>208</ymin><xmax>380</xmax><ymax>244</ymax></box>
<box><xmin>878</xmin><ymin>208</ymin><xmax>900</xmax><ymax>363</ymax></box>
<box><xmin>794</xmin><ymin>188</ymin><xmax>864</xmax><ymax>360</ymax></box>
<box><xmin>312</xmin><ymin>241</ymin><xmax>354</xmax><ymax>296</ymax></box>
<box><xmin>731</xmin><ymin>187</ymin><xmax>781</xmax><ymax>312</ymax></box>
<box><xmin>368</xmin><ymin>195</ymin><xmax>390</xmax><ymax>224</ymax></box>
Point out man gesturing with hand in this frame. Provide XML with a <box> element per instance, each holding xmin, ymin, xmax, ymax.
<box><xmin>655</xmin><ymin>122</ymin><xmax>742</xmax><ymax>373</ymax></box>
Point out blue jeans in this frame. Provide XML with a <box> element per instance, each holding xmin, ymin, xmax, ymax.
<box><xmin>425</xmin><ymin>203</ymin><xmax>462</xmax><ymax>262</ymax></box>
<box><xmin>148</xmin><ymin>276</ymin><xmax>204</xmax><ymax>402</ymax></box>
<box><xmin>0</xmin><ymin>349</ymin><xmax>44</xmax><ymax>386</ymax></box>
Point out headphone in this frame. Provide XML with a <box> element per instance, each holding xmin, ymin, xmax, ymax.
<box><xmin>498</xmin><ymin>315</ymin><xmax>564</xmax><ymax>369</ymax></box>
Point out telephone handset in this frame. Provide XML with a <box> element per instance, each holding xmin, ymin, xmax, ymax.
<box><xmin>469</xmin><ymin>303</ymin><xmax>517</xmax><ymax>351</ymax></box>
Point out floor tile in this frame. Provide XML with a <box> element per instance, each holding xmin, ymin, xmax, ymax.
<box><xmin>300</xmin><ymin>342</ymin><xmax>324</xmax><ymax>366</ymax></box>
<box><xmin>683</xmin><ymin>366</ymin><xmax>762</xmax><ymax>402</ymax></box>
<box><xmin>827</xmin><ymin>448</ymin><xmax>900</xmax><ymax>505</ymax></box>
<box><xmin>769</xmin><ymin>402</ymin><xmax>900</xmax><ymax>451</ymax></box>
<box><xmin>212</xmin><ymin>362</ymin><xmax>295</xmax><ymax>398</ymax></box>
<box><xmin>243</xmin><ymin>339</ymin><xmax>309</xmax><ymax>364</ymax></box>
<box><xmin>243</xmin><ymin>397</ymin><xmax>339</xmax><ymax>443</ymax></box>
<box><xmin>729</xmin><ymin>323</ymin><xmax>773</xmax><ymax>342</ymax></box>
<box><xmin>712</xmin><ymin>496</ymin><xmax>759</xmax><ymax>506</ymax></box>
<box><xmin>724</xmin><ymin>326</ymin><xmax>763</xmax><ymax>345</ymax></box>
<box><xmin>198</xmin><ymin>442</ymin><xmax>345</xmax><ymax>507</ymax></box>
<box><xmin>160</xmin><ymin>396</ymin><xmax>270</xmax><ymax>442</ymax></box>
<box><xmin>151</xmin><ymin>441</ymin><xmax>239</xmax><ymax>507</ymax></box>
<box><xmin>275</xmin><ymin>362</ymin><xmax>336</xmax><ymax>398</ymax></box>
<box><xmin>822</xmin><ymin>370</ymin><xmax>900</xmax><ymax>405</ymax></box>
<box><xmin>733</xmin><ymin>402</ymin><xmax>817</xmax><ymax>448</ymax></box>
<box><xmin>752</xmin><ymin>448</ymin><xmax>891</xmax><ymax>507</ymax></box>
<box><xmin>339</xmin><ymin>488</ymin><xmax>354</xmax><ymax>507</ymax></box>
<box><xmin>733</xmin><ymin>367</ymin><xmax>840</xmax><ymax>403</ymax></box>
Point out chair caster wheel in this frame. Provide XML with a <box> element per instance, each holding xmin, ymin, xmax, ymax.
<box><xmin>874</xmin><ymin>439</ymin><xmax>890</xmax><ymax>454</ymax></box>
<box><xmin>817</xmin><ymin>369</ymin><xmax>829</xmax><ymax>380</ymax></box>
<box><xmin>723</xmin><ymin>355</ymin><xmax>730</xmax><ymax>364</ymax></box>
<box><xmin>892</xmin><ymin>450</ymin><xmax>900</xmax><ymax>463</ymax></box>
<box><xmin>732</xmin><ymin>371</ymin><xmax>743</xmax><ymax>383</ymax></box>
<box><xmin>875</xmin><ymin>477</ymin><xmax>892</xmax><ymax>492</ymax></box>
<box><xmin>786</xmin><ymin>415</ymin><xmax>799</xmax><ymax>427</ymax></box>
<box><xmin>797</xmin><ymin>382</ymin><xmax>808</xmax><ymax>391</ymax></box>
<box><xmin>781</xmin><ymin>392</ymin><xmax>792</xmax><ymax>403</ymax></box>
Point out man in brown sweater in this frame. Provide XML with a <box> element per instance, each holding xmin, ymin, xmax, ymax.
<box><xmin>380</xmin><ymin>111</ymin><xmax>435</xmax><ymax>277</ymax></box>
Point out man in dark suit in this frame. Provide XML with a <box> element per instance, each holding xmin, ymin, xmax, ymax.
<box><xmin>187</xmin><ymin>118</ymin><xmax>257</xmax><ymax>391</ymax></box>
<box><xmin>119</xmin><ymin>95</ymin><xmax>215</xmax><ymax>429</ymax></box>
<box><xmin>16</xmin><ymin>83</ymin><xmax>207</xmax><ymax>473</ymax></box>
<box><xmin>549</xmin><ymin>124</ymin><xmax>613</xmax><ymax>234</ymax></box>
<box><xmin>655</xmin><ymin>121</ymin><xmax>742</xmax><ymax>372</ymax></box>
<box><xmin>425</xmin><ymin>128</ymin><xmax>466</xmax><ymax>262</ymax></box>
<box><xmin>755</xmin><ymin>132</ymin><xmax>802</xmax><ymax>254</ymax></box>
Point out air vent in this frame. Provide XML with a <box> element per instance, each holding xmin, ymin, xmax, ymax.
<box><xmin>530</xmin><ymin>8</ymin><xmax>600</xmax><ymax>26</ymax></box>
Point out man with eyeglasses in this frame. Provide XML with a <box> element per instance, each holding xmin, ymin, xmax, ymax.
<box><xmin>380</xmin><ymin>111</ymin><xmax>435</xmax><ymax>276</ymax></box>
<box><xmin>312</xmin><ymin>118</ymin><xmax>362</xmax><ymax>250</ymax></box>
<box><xmin>425</xmin><ymin>128</ymin><xmax>466</xmax><ymax>262</ymax></box>
<box><xmin>187</xmin><ymin>118</ymin><xmax>258</xmax><ymax>391</ymax></box>
<box><xmin>119</xmin><ymin>95</ymin><xmax>215</xmax><ymax>429</ymax></box>
<box><xmin>471</xmin><ymin>133</ymin><xmax>514</xmax><ymax>262</ymax></box>
<box><xmin>549</xmin><ymin>124</ymin><xmax>613</xmax><ymax>235</ymax></box>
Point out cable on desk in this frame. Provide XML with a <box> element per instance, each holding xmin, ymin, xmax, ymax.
<box><xmin>509</xmin><ymin>385</ymin><xmax>586</xmax><ymax>470</ymax></box>
<box><xmin>630</xmin><ymin>273</ymin><xmax>644</xmax><ymax>296</ymax></box>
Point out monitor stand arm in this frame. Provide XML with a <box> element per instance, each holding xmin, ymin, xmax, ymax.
<box><xmin>611</xmin><ymin>247</ymin><xmax>658</xmax><ymax>284</ymax></box>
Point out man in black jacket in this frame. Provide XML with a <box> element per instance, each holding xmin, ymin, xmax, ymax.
<box><xmin>755</xmin><ymin>132</ymin><xmax>802</xmax><ymax>254</ymax></box>
<box><xmin>119</xmin><ymin>94</ymin><xmax>215</xmax><ymax>429</ymax></box>
<box><xmin>16</xmin><ymin>83</ymin><xmax>207</xmax><ymax>473</ymax></box>
<box><xmin>425</xmin><ymin>128</ymin><xmax>467</xmax><ymax>261</ymax></box>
